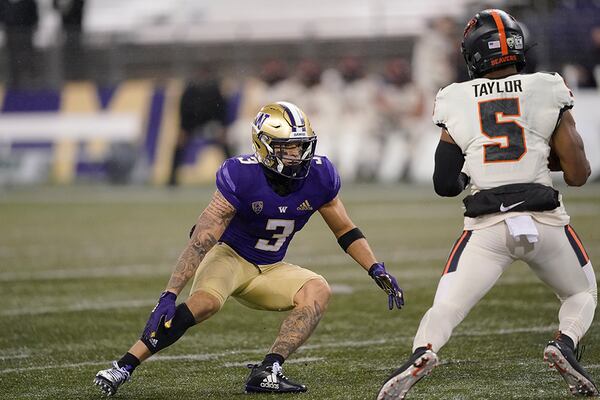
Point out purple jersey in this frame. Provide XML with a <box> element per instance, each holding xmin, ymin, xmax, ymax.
<box><xmin>216</xmin><ymin>154</ymin><xmax>341</xmax><ymax>265</ymax></box>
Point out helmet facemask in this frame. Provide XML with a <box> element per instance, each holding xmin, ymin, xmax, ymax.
<box><xmin>256</xmin><ymin>133</ymin><xmax>317</xmax><ymax>179</ymax></box>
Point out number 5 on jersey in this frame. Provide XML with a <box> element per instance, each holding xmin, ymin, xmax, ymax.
<box><xmin>478</xmin><ymin>98</ymin><xmax>527</xmax><ymax>163</ymax></box>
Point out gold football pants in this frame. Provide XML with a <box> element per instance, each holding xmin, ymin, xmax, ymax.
<box><xmin>190</xmin><ymin>242</ymin><xmax>326</xmax><ymax>311</ymax></box>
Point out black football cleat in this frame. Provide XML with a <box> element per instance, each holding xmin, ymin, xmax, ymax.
<box><xmin>245</xmin><ymin>362</ymin><xmax>307</xmax><ymax>393</ymax></box>
<box><xmin>544</xmin><ymin>340</ymin><xmax>599</xmax><ymax>397</ymax></box>
<box><xmin>377</xmin><ymin>347</ymin><xmax>439</xmax><ymax>400</ymax></box>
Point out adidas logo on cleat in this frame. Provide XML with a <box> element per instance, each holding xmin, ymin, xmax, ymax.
<box><xmin>245</xmin><ymin>363</ymin><xmax>307</xmax><ymax>393</ymax></box>
<box><xmin>260</xmin><ymin>381</ymin><xmax>280</xmax><ymax>389</ymax></box>
<box><xmin>260</xmin><ymin>373</ymin><xmax>280</xmax><ymax>389</ymax></box>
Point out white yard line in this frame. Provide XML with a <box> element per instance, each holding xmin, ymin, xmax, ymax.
<box><xmin>0</xmin><ymin>299</ymin><xmax>158</xmax><ymax>317</ymax></box>
<box><xmin>0</xmin><ymin>325</ymin><xmax>569</xmax><ymax>375</ymax></box>
<box><xmin>329</xmin><ymin>284</ymin><xmax>354</xmax><ymax>294</ymax></box>
<box><xmin>0</xmin><ymin>360</ymin><xmax>110</xmax><ymax>374</ymax></box>
<box><xmin>1</xmin><ymin>285</ymin><xmax>354</xmax><ymax>316</ymax></box>
<box><xmin>0</xmin><ymin>341</ymin><xmax>376</xmax><ymax>375</ymax></box>
<box><xmin>0</xmin><ymin>264</ymin><xmax>164</xmax><ymax>282</ymax></box>
<box><xmin>0</xmin><ymin>353</ymin><xmax>29</xmax><ymax>361</ymax></box>
<box><xmin>0</xmin><ymin>245</ymin><xmax>455</xmax><ymax>283</ymax></box>
<box><xmin>0</xmin><ymin>249</ymin><xmax>449</xmax><ymax>283</ymax></box>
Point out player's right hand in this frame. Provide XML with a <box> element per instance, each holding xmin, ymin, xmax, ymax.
<box><xmin>368</xmin><ymin>263</ymin><xmax>404</xmax><ymax>310</ymax></box>
<box><xmin>142</xmin><ymin>291</ymin><xmax>177</xmax><ymax>339</ymax></box>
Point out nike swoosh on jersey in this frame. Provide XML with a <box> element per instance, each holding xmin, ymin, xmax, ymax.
<box><xmin>499</xmin><ymin>201</ymin><xmax>525</xmax><ymax>212</ymax></box>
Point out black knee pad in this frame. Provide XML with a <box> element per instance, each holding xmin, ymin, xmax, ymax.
<box><xmin>141</xmin><ymin>303</ymin><xmax>196</xmax><ymax>354</ymax></box>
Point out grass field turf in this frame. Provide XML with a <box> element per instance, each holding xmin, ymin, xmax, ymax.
<box><xmin>1</xmin><ymin>183</ymin><xmax>599</xmax><ymax>399</ymax></box>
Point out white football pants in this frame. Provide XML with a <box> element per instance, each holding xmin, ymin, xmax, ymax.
<box><xmin>413</xmin><ymin>221</ymin><xmax>597</xmax><ymax>352</ymax></box>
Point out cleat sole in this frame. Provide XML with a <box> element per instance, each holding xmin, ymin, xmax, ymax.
<box><xmin>94</xmin><ymin>376</ymin><xmax>117</xmax><ymax>396</ymax></box>
<box><xmin>377</xmin><ymin>351</ymin><xmax>439</xmax><ymax>400</ymax></box>
<box><xmin>544</xmin><ymin>345</ymin><xmax>599</xmax><ymax>397</ymax></box>
<box><xmin>245</xmin><ymin>385</ymin><xmax>307</xmax><ymax>394</ymax></box>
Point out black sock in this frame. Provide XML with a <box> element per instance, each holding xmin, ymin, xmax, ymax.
<box><xmin>558</xmin><ymin>333</ymin><xmax>575</xmax><ymax>350</ymax></box>
<box><xmin>262</xmin><ymin>353</ymin><xmax>285</xmax><ymax>366</ymax></box>
<box><xmin>413</xmin><ymin>346</ymin><xmax>429</xmax><ymax>357</ymax></box>
<box><xmin>117</xmin><ymin>352</ymin><xmax>140</xmax><ymax>374</ymax></box>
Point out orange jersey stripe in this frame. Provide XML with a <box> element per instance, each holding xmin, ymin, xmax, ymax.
<box><xmin>443</xmin><ymin>231</ymin><xmax>469</xmax><ymax>274</ymax></box>
<box><xmin>567</xmin><ymin>225</ymin><xmax>590</xmax><ymax>262</ymax></box>
<box><xmin>491</xmin><ymin>10</ymin><xmax>509</xmax><ymax>56</ymax></box>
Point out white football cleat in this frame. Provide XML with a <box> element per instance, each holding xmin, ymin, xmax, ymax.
<box><xmin>93</xmin><ymin>361</ymin><xmax>131</xmax><ymax>396</ymax></box>
<box><xmin>377</xmin><ymin>349</ymin><xmax>439</xmax><ymax>400</ymax></box>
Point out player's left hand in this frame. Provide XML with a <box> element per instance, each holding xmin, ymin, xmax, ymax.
<box><xmin>369</xmin><ymin>263</ymin><xmax>404</xmax><ymax>310</ymax></box>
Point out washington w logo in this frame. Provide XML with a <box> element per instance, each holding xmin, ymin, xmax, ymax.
<box><xmin>253</xmin><ymin>112</ymin><xmax>270</xmax><ymax>131</ymax></box>
<box><xmin>278</xmin><ymin>206</ymin><xmax>288</xmax><ymax>213</ymax></box>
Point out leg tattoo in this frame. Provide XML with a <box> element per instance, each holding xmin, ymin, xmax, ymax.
<box><xmin>270</xmin><ymin>301</ymin><xmax>323</xmax><ymax>359</ymax></box>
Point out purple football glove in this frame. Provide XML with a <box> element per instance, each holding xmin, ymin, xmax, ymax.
<box><xmin>142</xmin><ymin>291</ymin><xmax>177</xmax><ymax>339</ymax></box>
<box><xmin>368</xmin><ymin>263</ymin><xmax>404</xmax><ymax>310</ymax></box>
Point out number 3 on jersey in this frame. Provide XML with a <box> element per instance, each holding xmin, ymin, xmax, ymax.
<box><xmin>255</xmin><ymin>219</ymin><xmax>295</xmax><ymax>251</ymax></box>
<box><xmin>478</xmin><ymin>98</ymin><xmax>526</xmax><ymax>163</ymax></box>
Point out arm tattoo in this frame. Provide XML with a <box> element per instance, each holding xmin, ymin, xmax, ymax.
<box><xmin>166</xmin><ymin>191</ymin><xmax>235</xmax><ymax>293</ymax></box>
<box><xmin>270</xmin><ymin>301</ymin><xmax>323</xmax><ymax>358</ymax></box>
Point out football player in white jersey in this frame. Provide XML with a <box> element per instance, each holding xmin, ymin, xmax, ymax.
<box><xmin>377</xmin><ymin>9</ymin><xmax>597</xmax><ymax>400</ymax></box>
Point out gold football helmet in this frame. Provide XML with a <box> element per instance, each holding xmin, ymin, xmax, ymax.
<box><xmin>251</xmin><ymin>101</ymin><xmax>317</xmax><ymax>179</ymax></box>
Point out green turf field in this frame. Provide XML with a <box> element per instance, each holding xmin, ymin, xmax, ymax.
<box><xmin>1</xmin><ymin>183</ymin><xmax>599</xmax><ymax>399</ymax></box>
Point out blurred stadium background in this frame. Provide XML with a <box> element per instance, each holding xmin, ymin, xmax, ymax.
<box><xmin>0</xmin><ymin>0</ymin><xmax>599</xmax><ymax>186</ymax></box>
<box><xmin>1</xmin><ymin>1</ymin><xmax>600</xmax><ymax>399</ymax></box>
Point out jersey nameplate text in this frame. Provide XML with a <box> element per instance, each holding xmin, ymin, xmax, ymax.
<box><xmin>472</xmin><ymin>80</ymin><xmax>522</xmax><ymax>97</ymax></box>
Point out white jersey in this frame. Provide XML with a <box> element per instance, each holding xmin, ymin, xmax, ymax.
<box><xmin>432</xmin><ymin>72</ymin><xmax>574</xmax><ymax>229</ymax></box>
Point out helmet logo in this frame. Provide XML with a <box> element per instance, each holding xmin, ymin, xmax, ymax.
<box><xmin>464</xmin><ymin>17</ymin><xmax>477</xmax><ymax>37</ymax></box>
<box><xmin>507</xmin><ymin>34</ymin><xmax>523</xmax><ymax>49</ymax></box>
<box><xmin>253</xmin><ymin>112</ymin><xmax>270</xmax><ymax>131</ymax></box>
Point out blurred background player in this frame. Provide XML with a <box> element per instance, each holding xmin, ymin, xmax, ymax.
<box><xmin>1</xmin><ymin>1</ymin><xmax>599</xmax><ymax>187</ymax></box>
<box><xmin>330</xmin><ymin>55</ymin><xmax>380</xmax><ymax>181</ymax></box>
<box><xmin>289</xmin><ymin>58</ymin><xmax>341</xmax><ymax>173</ymax></box>
<box><xmin>0</xmin><ymin>0</ymin><xmax>38</xmax><ymax>88</ymax></box>
<box><xmin>228</xmin><ymin>59</ymin><xmax>301</xmax><ymax>157</ymax></box>
<box><xmin>53</xmin><ymin>0</ymin><xmax>86</xmax><ymax>80</ymax></box>
<box><xmin>377</xmin><ymin>9</ymin><xmax>597</xmax><ymax>400</ymax></box>
<box><xmin>169</xmin><ymin>64</ymin><xmax>230</xmax><ymax>186</ymax></box>
<box><xmin>375</xmin><ymin>57</ymin><xmax>423</xmax><ymax>182</ymax></box>
<box><xmin>94</xmin><ymin>101</ymin><xmax>404</xmax><ymax>396</ymax></box>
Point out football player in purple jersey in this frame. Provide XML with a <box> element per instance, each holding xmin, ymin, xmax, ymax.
<box><xmin>94</xmin><ymin>101</ymin><xmax>404</xmax><ymax>396</ymax></box>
